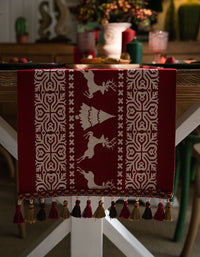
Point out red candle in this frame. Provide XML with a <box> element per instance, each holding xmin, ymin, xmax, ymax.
<box><xmin>93</xmin><ymin>30</ymin><xmax>100</xmax><ymax>44</ymax></box>
<box><xmin>122</xmin><ymin>28</ymin><xmax>136</xmax><ymax>53</ymax></box>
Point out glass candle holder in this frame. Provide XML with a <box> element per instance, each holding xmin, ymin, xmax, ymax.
<box><xmin>148</xmin><ymin>31</ymin><xmax>168</xmax><ymax>64</ymax></box>
<box><xmin>77</xmin><ymin>32</ymin><xmax>95</xmax><ymax>58</ymax></box>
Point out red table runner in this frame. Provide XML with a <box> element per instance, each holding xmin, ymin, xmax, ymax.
<box><xmin>17</xmin><ymin>68</ymin><xmax>176</xmax><ymax>202</ymax></box>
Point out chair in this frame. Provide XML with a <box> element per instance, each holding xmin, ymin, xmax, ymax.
<box><xmin>173</xmin><ymin>133</ymin><xmax>200</xmax><ymax>242</ymax></box>
<box><xmin>180</xmin><ymin>142</ymin><xmax>200</xmax><ymax>257</ymax></box>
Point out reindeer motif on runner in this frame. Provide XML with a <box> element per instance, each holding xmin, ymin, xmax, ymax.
<box><xmin>77</xmin><ymin>131</ymin><xmax>116</xmax><ymax>163</ymax></box>
<box><xmin>81</xmin><ymin>70</ymin><xmax>117</xmax><ymax>99</ymax></box>
<box><xmin>78</xmin><ymin>167</ymin><xmax>107</xmax><ymax>189</ymax></box>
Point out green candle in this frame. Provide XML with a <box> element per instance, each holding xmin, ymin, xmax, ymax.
<box><xmin>126</xmin><ymin>38</ymin><xmax>143</xmax><ymax>65</ymax></box>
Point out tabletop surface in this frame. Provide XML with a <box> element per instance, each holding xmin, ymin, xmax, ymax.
<box><xmin>0</xmin><ymin>68</ymin><xmax>199</xmax><ymax>103</ymax></box>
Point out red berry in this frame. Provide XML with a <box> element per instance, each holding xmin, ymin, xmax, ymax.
<box><xmin>19</xmin><ymin>57</ymin><xmax>28</xmax><ymax>63</ymax></box>
<box><xmin>165</xmin><ymin>56</ymin><xmax>177</xmax><ymax>64</ymax></box>
<box><xmin>9</xmin><ymin>57</ymin><xmax>19</xmax><ymax>63</ymax></box>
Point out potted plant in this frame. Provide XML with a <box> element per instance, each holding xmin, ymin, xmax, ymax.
<box><xmin>15</xmin><ymin>17</ymin><xmax>29</xmax><ymax>44</ymax></box>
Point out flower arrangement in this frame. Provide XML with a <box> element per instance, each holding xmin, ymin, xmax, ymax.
<box><xmin>71</xmin><ymin>0</ymin><xmax>98</xmax><ymax>24</ymax></box>
<box><xmin>71</xmin><ymin>0</ymin><xmax>157</xmax><ymax>28</ymax></box>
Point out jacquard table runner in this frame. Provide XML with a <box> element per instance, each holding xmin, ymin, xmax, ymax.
<box><xmin>17</xmin><ymin>68</ymin><xmax>176</xmax><ymax>201</ymax></box>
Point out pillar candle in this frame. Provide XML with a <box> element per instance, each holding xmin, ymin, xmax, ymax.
<box><xmin>126</xmin><ymin>38</ymin><xmax>143</xmax><ymax>66</ymax></box>
<box><xmin>122</xmin><ymin>28</ymin><xmax>136</xmax><ymax>53</ymax></box>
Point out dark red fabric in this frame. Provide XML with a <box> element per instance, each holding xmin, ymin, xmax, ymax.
<box><xmin>17</xmin><ymin>68</ymin><xmax>176</xmax><ymax>200</ymax></box>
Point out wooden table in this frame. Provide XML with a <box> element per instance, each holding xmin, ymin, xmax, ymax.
<box><xmin>1</xmin><ymin>68</ymin><xmax>200</xmax><ymax>145</ymax></box>
<box><xmin>0</xmin><ymin>69</ymin><xmax>200</xmax><ymax>102</ymax></box>
<box><xmin>0</xmin><ymin>69</ymin><xmax>200</xmax><ymax>257</ymax></box>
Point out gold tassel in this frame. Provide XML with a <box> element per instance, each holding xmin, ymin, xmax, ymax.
<box><xmin>25</xmin><ymin>199</ymin><xmax>36</xmax><ymax>224</ymax></box>
<box><xmin>60</xmin><ymin>199</ymin><xmax>70</xmax><ymax>219</ymax></box>
<box><xmin>164</xmin><ymin>200</ymin><xmax>173</xmax><ymax>221</ymax></box>
<box><xmin>129</xmin><ymin>198</ymin><xmax>141</xmax><ymax>221</ymax></box>
<box><xmin>93</xmin><ymin>199</ymin><xmax>106</xmax><ymax>219</ymax></box>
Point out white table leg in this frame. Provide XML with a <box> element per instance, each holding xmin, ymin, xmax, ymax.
<box><xmin>0</xmin><ymin>116</ymin><xmax>17</xmax><ymax>159</ymax></box>
<box><xmin>176</xmin><ymin>103</ymin><xmax>200</xmax><ymax>146</ymax></box>
<box><xmin>104</xmin><ymin>211</ymin><xmax>154</xmax><ymax>257</ymax></box>
<box><xmin>26</xmin><ymin>219</ymin><xmax>71</xmax><ymax>257</ymax></box>
<box><xmin>71</xmin><ymin>196</ymin><xmax>103</xmax><ymax>257</ymax></box>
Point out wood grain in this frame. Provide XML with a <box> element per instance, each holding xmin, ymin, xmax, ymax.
<box><xmin>177</xmin><ymin>70</ymin><xmax>200</xmax><ymax>86</ymax></box>
<box><xmin>0</xmin><ymin>69</ymin><xmax>200</xmax><ymax>103</ymax></box>
<box><xmin>0</xmin><ymin>71</ymin><xmax>17</xmax><ymax>102</ymax></box>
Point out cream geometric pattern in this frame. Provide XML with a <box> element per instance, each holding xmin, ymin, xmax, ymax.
<box><xmin>68</xmin><ymin>69</ymin><xmax>75</xmax><ymax>189</ymax></box>
<box><xmin>33</xmin><ymin>69</ymin><xmax>160</xmax><ymax>193</ymax></box>
<box><xmin>125</xmin><ymin>69</ymin><xmax>159</xmax><ymax>190</ymax></box>
<box><xmin>34</xmin><ymin>69</ymin><xmax>67</xmax><ymax>191</ymax></box>
<box><xmin>117</xmin><ymin>71</ymin><xmax>124</xmax><ymax>191</ymax></box>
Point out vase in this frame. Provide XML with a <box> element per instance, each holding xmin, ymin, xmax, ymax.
<box><xmin>102</xmin><ymin>22</ymin><xmax>131</xmax><ymax>59</ymax></box>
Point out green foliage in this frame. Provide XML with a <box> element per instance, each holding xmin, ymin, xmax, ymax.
<box><xmin>164</xmin><ymin>0</ymin><xmax>176</xmax><ymax>41</ymax></box>
<box><xmin>15</xmin><ymin>17</ymin><xmax>28</xmax><ymax>36</ymax></box>
<box><xmin>178</xmin><ymin>1</ymin><xmax>200</xmax><ymax>40</ymax></box>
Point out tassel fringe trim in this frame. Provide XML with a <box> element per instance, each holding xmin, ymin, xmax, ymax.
<box><xmin>13</xmin><ymin>198</ymin><xmax>173</xmax><ymax>224</ymax></box>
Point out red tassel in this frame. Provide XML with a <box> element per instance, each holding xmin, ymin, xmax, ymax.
<box><xmin>142</xmin><ymin>200</ymin><xmax>153</xmax><ymax>220</ymax></box>
<box><xmin>71</xmin><ymin>199</ymin><xmax>81</xmax><ymax>218</ymax></box>
<box><xmin>153</xmin><ymin>201</ymin><xmax>165</xmax><ymax>221</ymax></box>
<box><xmin>82</xmin><ymin>199</ymin><xmax>93</xmax><ymax>218</ymax></box>
<box><xmin>119</xmin><ymin>199</ymin><xmax>130</xmax><ymax>219</ymax></box>
<box><xmin>37</xmin><ymin>199</ymin><xmax>46</xmax><ymax>221</ymax></box>
<box><xmin>109</xmin><ymin>200</ymin><xmax>117</xmax><ymax>219</ymax></box>
<box><xmin>48</xmin><ymin>198</ymin><xmax>58</xmax><ymax>219</ymax></box>
<box><xmin>13</xmin><ymin>200</ymin><xmax>24</xmax><ymax>224</ymax></box>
